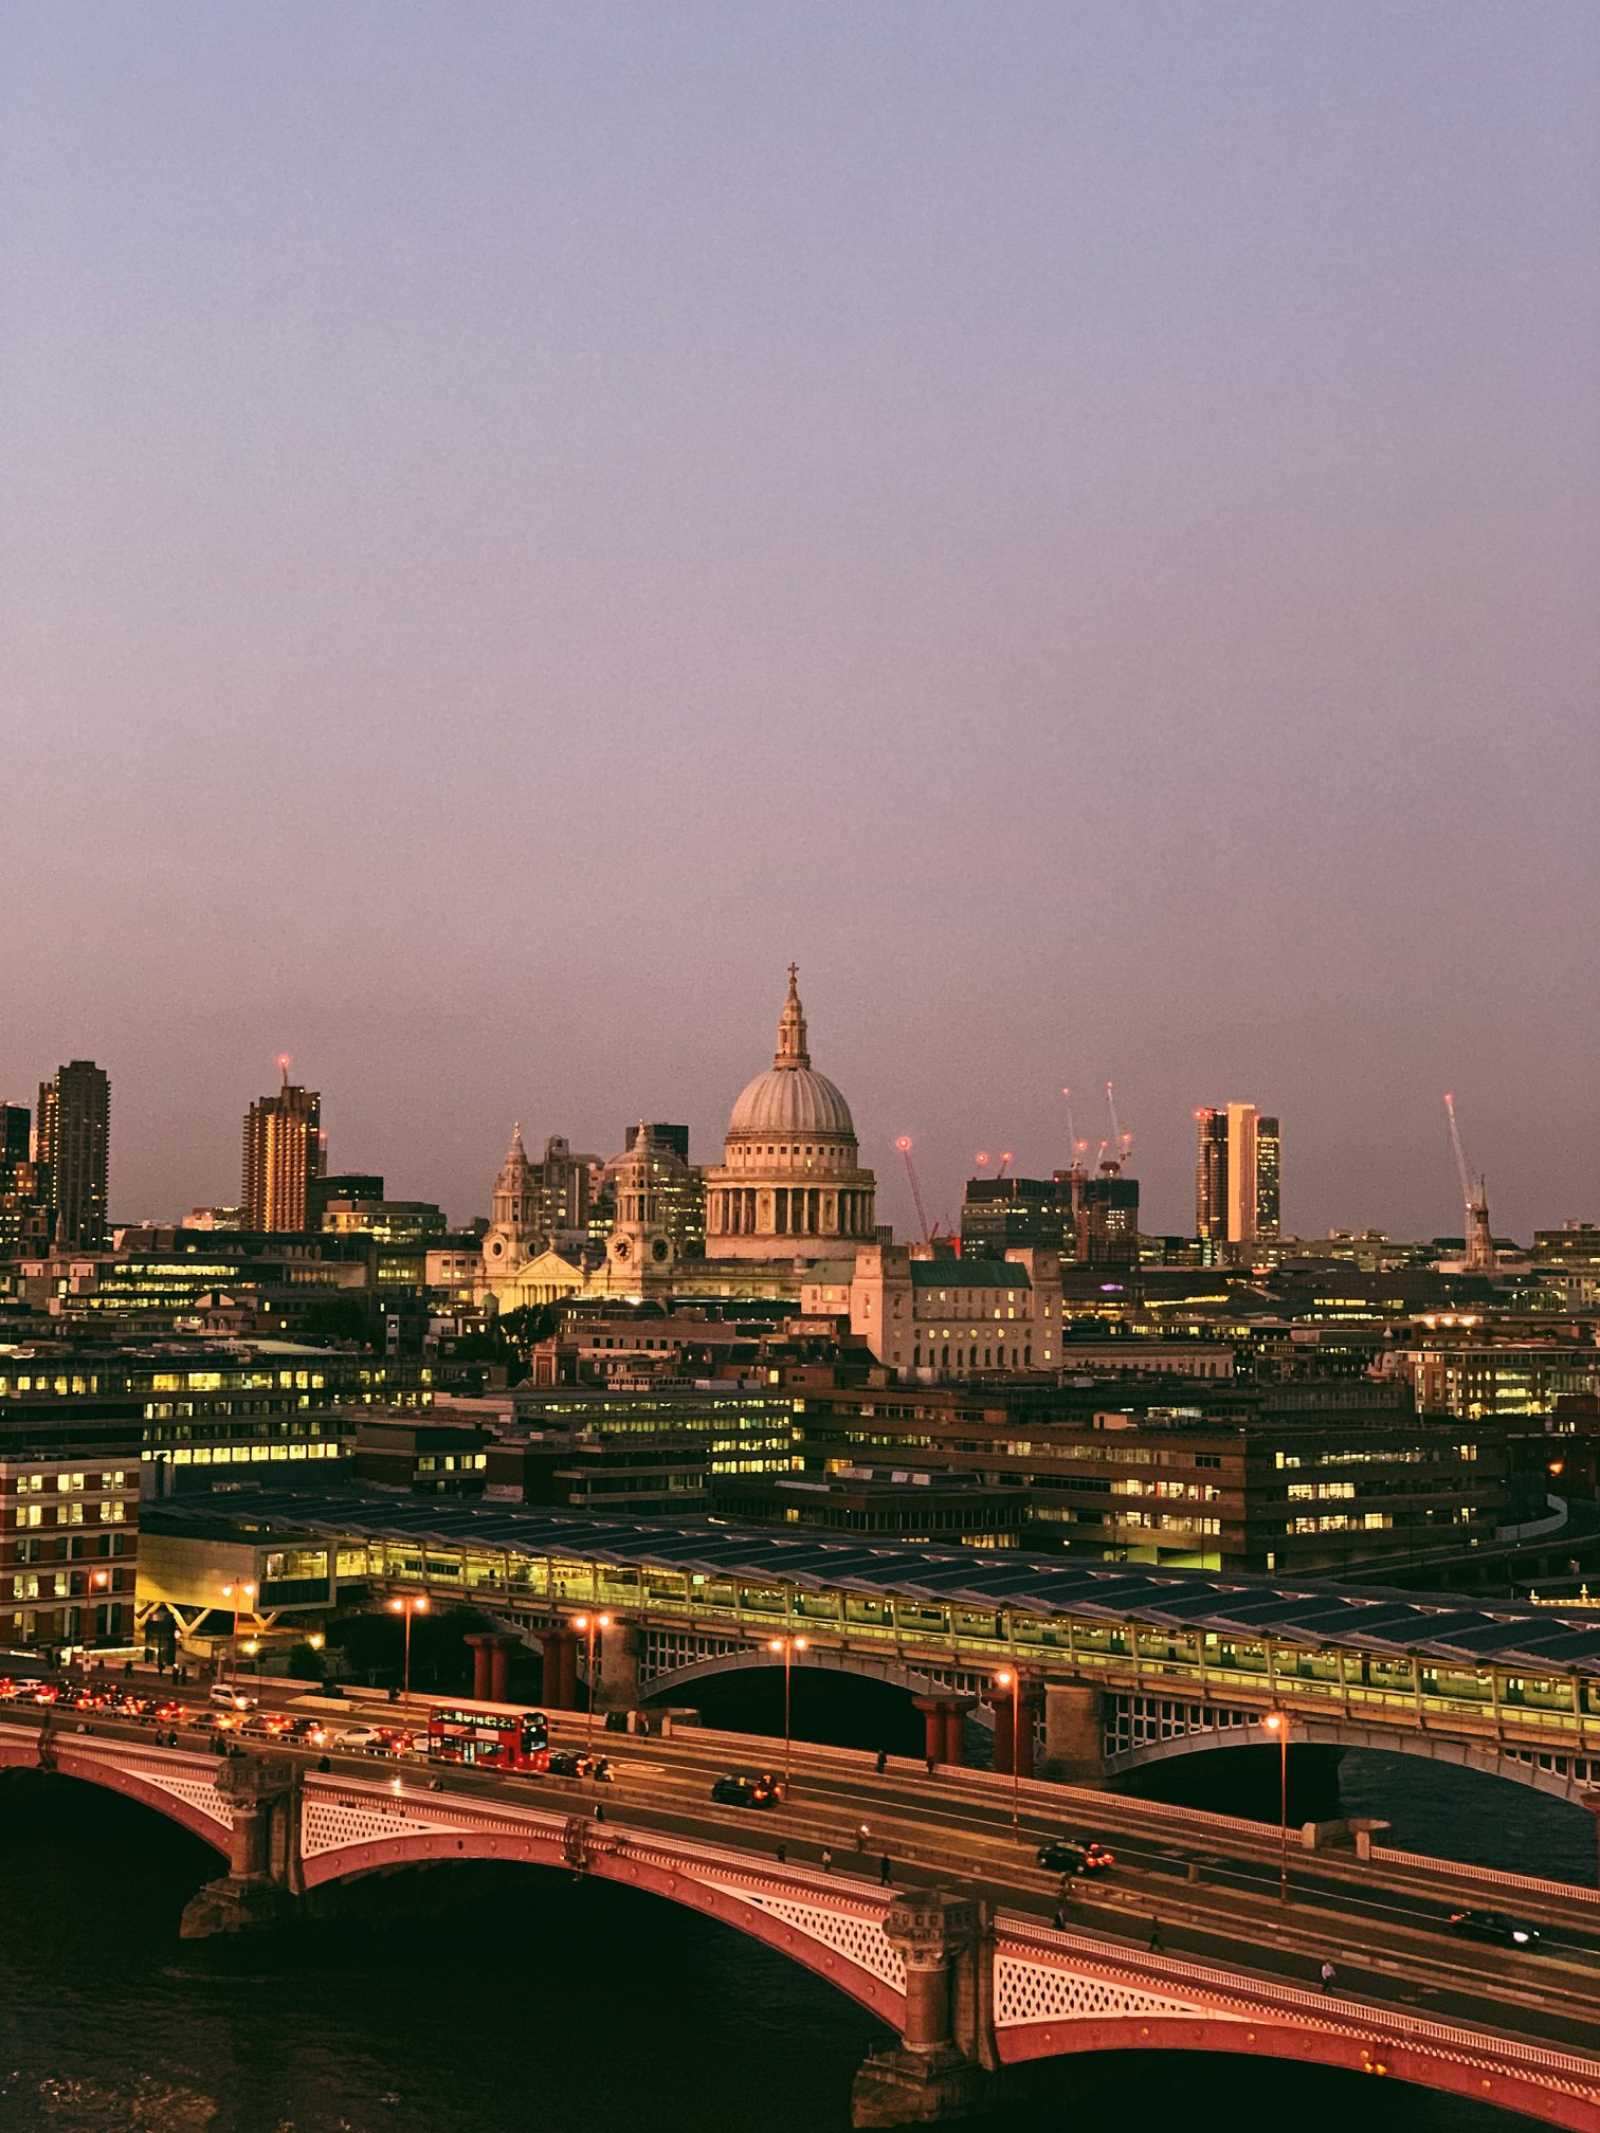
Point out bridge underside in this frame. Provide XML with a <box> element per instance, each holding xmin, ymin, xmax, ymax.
<box><xmin>999</xmin><ymin>2015</ymin><xmax>1599</xmax><ymax>2131</ymax></box>
<box><xmin>2</xmin><ymin>1728</ymin><xmax>1593</xmax><ymax>2131</ymax></box>
<box><xmin>635</xmin><ymin>1637</ymin><xmax>1600</xmax><ymax>1804</ymax></box>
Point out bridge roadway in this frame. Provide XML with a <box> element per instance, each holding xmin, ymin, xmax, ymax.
<box><xmin>139</xmin><ymin>1491</ymin><xmax>1600</xmax><ymax>1800</ymax></box>
<box><xmin>8</xmin><ymin>1685</ymin><xmax>1600</xmax><ymax>2099</ymax></box>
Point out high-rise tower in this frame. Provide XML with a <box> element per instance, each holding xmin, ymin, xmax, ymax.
<box><xmin>1194</xmin><ymin>1102</ymin><xmax>1279</xmax><ymax>1256</ymax></box>
<box><xmin>241</xmin><ymin>1062</ymin><xmax>322</xmax><ymax>1231</ymax></box>
<box><xmin>36</xmin><ymin>1060</ymin><xmax>110</xmax><ymax>1248</ymax></box>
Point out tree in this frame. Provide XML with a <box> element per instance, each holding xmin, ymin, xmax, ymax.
<box><xmin>285</xmin><ymin>1640</ymin><xmax>328</xmax><ymax>1682</ymax></box>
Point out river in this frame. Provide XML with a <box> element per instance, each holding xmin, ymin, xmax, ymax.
<box><xmin>0</xmin><ymin>1762</ymin><xmax>1574</xmax><ymax>2133</ymax></box>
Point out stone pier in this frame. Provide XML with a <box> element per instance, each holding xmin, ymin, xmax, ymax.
<box><xmin>851</xmin><ymin>1890</ymin><xmax>998</xmax><ymax>2127</ymax></box>
<box><xmin>179</xmin><ymin>1755</ymin><xmax>298</xmax><ymax>1938</ymax></box>
<box><xmin>1040</xmin><ymin>1682</ymin><xmax>1105</xmax><ymax>1783</ymax></box>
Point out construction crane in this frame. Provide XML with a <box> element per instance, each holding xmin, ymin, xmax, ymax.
<box><xmin>1060</xmin><ymin>1090</ymin><xmax>1090</xmax><ymax>1180</ymax></box>
<box><xmin>1100</xmin><ymin>1081</ymin><xmax>1133</xmax><ymax>1176</ymax></box>
<box><xmin>997</xmin><ymin>1150</ymin><xmax>1013</xmax><ymax>1179</ymax></box>
<box><xmin>1443</xmin><ymin>1094</ymin><xmax>1495</xmax><ymax>1273</ymax></box>
<box><xmin>895</xmin><ymin>1135</ymin><xmax>933</xmax><ymax>1248</ymax></box>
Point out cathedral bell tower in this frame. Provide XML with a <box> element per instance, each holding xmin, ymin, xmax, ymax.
<box><xmin>482</xmin><ymin>1124</ymin><xmax>538</xmax><ymax>1275</ymax></box>
<box><xmin>606</xmin><ymin>1122</ymin><xmax>676</xmax><ymax>1283</ymax></box>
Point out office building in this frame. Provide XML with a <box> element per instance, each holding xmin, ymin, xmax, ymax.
<box><xmin>36</xmin><ymin>1061</ymin><xmax>111</xmax><ymax>1250</ymax></box>
<box><xmin>0</xmin><ymin>1385</ymin><xmax>141</xmax><ymax>1655</ymax></box>
<box><xmin>959</xmin><ymin>1175</ymin><xmax>1069</xmax><ymax>1257</ymax></box>
<box><xmin>1195</xmin><ymin>1102</ymin><xmax>1279</xmax><ymax>1257</ymax></box>
<box><xmin>242</xmin><ymin>1068</ymin><xmax>322</xmax><ymax>1231</ymax></box>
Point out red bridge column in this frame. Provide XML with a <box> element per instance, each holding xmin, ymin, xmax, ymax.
<box><xmin>941</xmin><ymin>1699</ymin><xmax>973</xmax><ymax>1767</ymax></box>
<box><xmin>913</xmin><ymin>1694</ymin><xmax>972</xmax><ymax>1768</ymax></box>
<box><xmin>986</xmin><ymin>1684</ymin><xmax>1039</xmax><ymax>1779</ymax></box>
<box><xmin>541</xmin><ymin>1629</ymin><xmax>579</xmax><ymax>1710</ymax></box>
<box><xmin>464</xmin><ymin>1633</ymin><xmax>494</xmax><ymax>1702</ymax></box>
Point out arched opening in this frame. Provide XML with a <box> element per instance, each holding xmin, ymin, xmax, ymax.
<box><xmin>1005</xmin><ymin>2039</ymin><xmax>1568</xmax><ymax>2131</ymax></box>
<box><xmin>647</xmin><ymin>1659</ymin><xmax>928</xmax><ymax>1757</ymax></box>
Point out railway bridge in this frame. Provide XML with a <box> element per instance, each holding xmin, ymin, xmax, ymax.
<box><xmin>3</xmin><ymin>1717</ymin><xmax>1598</xmax><ymax>2128</ymax></box>
<box><xmin>141</xmin><ymin>1493</ymin><xmax>1600</xmax><ymax>1801</ymax></box>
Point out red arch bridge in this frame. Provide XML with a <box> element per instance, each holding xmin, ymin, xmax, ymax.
<box><xmin>4</xmin><ymin>1724</ymin><xmax>1597</xmax><ymax>2130</ymax></box>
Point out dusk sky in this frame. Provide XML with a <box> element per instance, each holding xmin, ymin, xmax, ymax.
<box><xmin>5</xmin><ymin>3</ymin><xmax>1596</xmax><ymax>1240</ymax></box>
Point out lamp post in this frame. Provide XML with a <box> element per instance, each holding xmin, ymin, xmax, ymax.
<box><xmin>387</xmin><ymin>1594</ymin><xmax>429</xmax><ymax>1697</ymax></box>
<box><xmin>1264</xmin><ymin>1709</ymin><xmax>1290</xmax><ymax>1902</ymax></box>
<box><xmin>767</xmin><ymin>1634</ymin><xmax>809</xmax><ymax>1796</ymax></box>
<box><xmin>994</xmin><ymin>1667</ymin><xmax>1023</xmax><ymax>1830</ymax></box>
<box><xmin>221</xmin><ymin>1580</ymin><xmax>257</xmax><ymax>1685</ymax></box>
<box><xmin>573</xmin><ymin>1611</ymin><xmax>611</xmax><ymax>1755</ymax></box>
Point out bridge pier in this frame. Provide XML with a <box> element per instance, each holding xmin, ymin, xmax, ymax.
<box><xmin>536</xmin><ymin>1628</ymin><xmax>580</xmax><ymax>1709</ymax></box>
<box><xmin>465</xmin><ymin>1632</ymin><xmax>523</xmax><ymax>1705</ymax></box>
<box><xmin>595</xmin><ymin>1620</ymin><xmax>642</xmax><ymax>1711</ymax></box>
<box><xmin>912</xmin><ymin>1695</ymin><xmax>973</xmax><ymax>1768</ymax></box>
<box><xmin>1040</xmin><ymin>1683</ymin><xmax>1106</xmax><ymax>1783</ymax></box>
<box><xmin>986</xmin><ymin>1684</ymin><xmax>1041</xmax><ymax>1781</ymax></box>
<box><xmin>852</xmin><ymin>1890</ymin><xmax>999</xmax><ymax>2127</ymax></box>
<box><xmin>180</xmin><ymin>1756</ymin><xmax>299</xmax><ymax>1938</ymax></box>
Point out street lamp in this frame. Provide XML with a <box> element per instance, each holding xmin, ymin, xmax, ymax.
<box><xmin>1264</xmin><ymin>1709</ymin><xmax>1290</xmax><ymax>1902</ymax></box>
<box><xmin>994</xmin><ymin>1668</ymin><xmax>1023</xmax><ymax>1831</ymax></box>
<box><xmin>387</xmin><ymin>1594</ymin><xmax>429</xmax><ymax>1697</ymax></box>
<box><xmin>221</xmin><ymin>1580</ymin><xmax>257</xmax><ymax>1684</ymax></box>
<box><xmin>767</xmin><ymin>1634</ymin><xmax>809</xmax><ymax>1796</ymax></box>
<box><xmin>572</xmin><ymin>1611</ymin><xmax>611</xmax><ymax>1756</ymax></box>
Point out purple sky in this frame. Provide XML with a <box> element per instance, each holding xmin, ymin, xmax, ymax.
<box><xmin>5</xmin><ymin>4</ymin><xmax>1597</xmax><ymax>1241</ymax></box>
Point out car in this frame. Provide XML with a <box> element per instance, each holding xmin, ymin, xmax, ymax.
<box><xmin>548</xmin><ymin>1750</ymin><xmax>615</xmax><ymax>1780</ymax></box>
<box><xmin>152</xmin><ymin>1699</ymin><xmax>183</xmax><ymax>1723</ymax></box>
<box><xmin>1447</xmin><ymin>1908</ymin><xmax>1541</xmax><ymax>1949</ymax></box>
<box><xmin>208</xmin><ymin>1684</ymin><xmax>257</xmax><ymax>1712</ymax></box>
<box><xmin>112</xmin><ymin>1694</ymin><xmax>153</xmax><ymax>1717</ymax></box>
<box><xmin>1036</xmin><ymin>1838</ymin><xmax>1116</xmax><ymax>1876</ymax></box>
<box><xmin>331</xmin><ymin>1724</ymin><xmax>407</xmax><ymax>1755</ymax></box>
<box><xmin>710</xmin><ymin>1772</ymin><xmax>784</xmax><ymax>1810</ymax></box>
<box><xmin>282</xmin><ymin>1716</ymin><xmax>328</xmax><ymax>1745</ymax></box>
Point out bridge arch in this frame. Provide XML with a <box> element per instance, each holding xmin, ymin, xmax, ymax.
<box><xmin>1000</xmin><ymin>2015</ymin><xmax>1597</xmax><ymax>2131</ymax></box>
<box><xmin>298</xmin><ymin>1787</ymin><xmax>906</xmax><ymax>2028</ymax></box>
<box><xmin>0</xmin><ymin>1729</ymin><xmax>232</xmax><ymax>1854</ymax></box>
<box><xmin>1104</xmin><ymin>1708</ymin><xmax>1600</xmax><ymax>1808</ymax></box>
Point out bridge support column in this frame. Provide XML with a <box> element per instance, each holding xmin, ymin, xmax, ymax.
<box><xmin>596</xmin><ymin>1620</ymin><xmax>641</xmax><ymax>1711</ymax></box>
<box><xmin>466</xmin><ymin>1632</ymin><xmax>522</xmax><ymax>1703</ymax></box>
<box><xmin>852</xmin><ymin>1890</ymin><xmax>998</xmax><ymax>2127</ymax></box>
<box><xmin>912</xmin><ymin>1695</ymin><xmax>972</xmax><ymax>1768</ymax></box>
<box><xmin>541</xmin><ymin>1629</ymin><xmax>580</xmax><ymax>1710</ymax></box>
<box><xmin>180</xmin><ymin>1756</ymin><xmax>298</xmax><ymax>1939</ymax></box>
<box><xmin>986</xmin><ymin>1685</ymin><xmax>1039</xmax><ymax>1780</ymax></box>
<box><xmin>1040</xmin><ymin>1682</ymin><xmax>1106</xmax><ymax>1783</ymax></box>
<box><xmin>465</xmin><ymin>1633</ymin><xmax>493</xmax><ymax>1702</ymax></box>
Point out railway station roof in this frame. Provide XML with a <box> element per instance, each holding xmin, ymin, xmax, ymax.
<box><xmin>144</xmin><ymin>1488</ymin><xmax>1600</xmax><ymax>1676</ymax></box>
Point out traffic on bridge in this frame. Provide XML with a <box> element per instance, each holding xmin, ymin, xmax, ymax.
<box><xmin>2</xmin><ymin>1668</ymin><xmax>1598</xmax><ymax>2128</ymax></box>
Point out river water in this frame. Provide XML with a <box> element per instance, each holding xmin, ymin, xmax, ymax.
<box><xmin>0</xmin><ymin>1761</ymin><xmax>1577</xmax><ymax>2133</ymax></box>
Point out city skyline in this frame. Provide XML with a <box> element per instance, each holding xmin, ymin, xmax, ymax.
<box><xmin>7</xmin><ymin>4</ymin><xmax>1595</xmax><ymax>1241</ymax></box>
<box><xmin>0</xmin><ymin>1011</ymin><xmax>1579</xmax><ymax>1246</ymax></box>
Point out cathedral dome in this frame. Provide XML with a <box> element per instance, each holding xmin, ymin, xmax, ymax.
<box><xmin>727</xmin><ymin>1064</ymin><xmax>855</xmax><ymax>1139</ymax></box>
<box><xmin>723</xmin><ymin>964</ymin><xmax>856</xmax><ymax>1143</ymax></box>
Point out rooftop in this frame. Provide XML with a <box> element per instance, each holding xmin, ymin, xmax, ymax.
<box><xmin>142</xmin><ymin>1486</ymin><xmax>1600</xmax><ymax>1676</ymax></box>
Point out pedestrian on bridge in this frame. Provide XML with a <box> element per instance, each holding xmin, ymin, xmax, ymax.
<box><xmin>1147</xmin><ymin>1918</ymin><xmax>1164</xmax><ymax>1955</ymax></box>
<box><xmin>879</xmin><ymin>1855</ymin><xmax>892</xmax><ymax>1887</ymax></box>
<box><xmin>820</xmin><ymin>1846</ymin><xmax>834</xmax><ymax>1874</ymax></box>
<box><xmin>1319</xmin><ymin>1960</ymin><xmax>1336</xmax><ymax>1995</ymax></box>
<box><xmin>875</xmin><ymin>1748</ymin><xmax>888</xmax><ymax>1774</ymax></box>
<box><xmin>855</xmin><ymin>1822</ymin><xmax>869</xmax><ymax>1852</ymax></box>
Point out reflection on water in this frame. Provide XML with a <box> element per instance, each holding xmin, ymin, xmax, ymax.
<box><xmin>0</xmin><ymin>1773</ymin><xmax>1550</xmax><ymax>2133</ymax></box>
<box><xmin>1339</xmin><ymin>1750</ymin><xmax>1595</xmax><ymax>1886</ymax></box>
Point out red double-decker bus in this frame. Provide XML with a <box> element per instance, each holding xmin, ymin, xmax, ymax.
<box><xmin>427</xmin><ymin>1706</ymin><xmax>550</xmax><ymax>1773</ymax></box>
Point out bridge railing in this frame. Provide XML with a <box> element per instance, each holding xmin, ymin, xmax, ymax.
<box><xmin>1004</xmin><ymin>1914</ymin><xmax>1600</xmax><ymax>2091</ymax></box>
<box><xmin>1366</xmin><ymin>1844</ymin><xmax>1600</xmax><ymax>1909</ymax></box>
